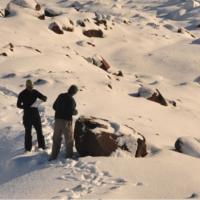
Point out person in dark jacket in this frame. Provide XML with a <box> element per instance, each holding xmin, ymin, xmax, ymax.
<box><xmin>17</xmin><ymin>80</ymin><xmax>47</xmax><ymax>151</ymax></box>
<box><xmin>49</xmin><ymin>85</ymin><xmax>78</xmax><ymax>160</ymax></box>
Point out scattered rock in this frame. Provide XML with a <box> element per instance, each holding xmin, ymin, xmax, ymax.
<box><xmin>100</xmin><ymin>57</ymin><xmax>111</xmax><ymax>71</ymax></box>
<box><xmin>83</xmin><ymin>29</ymin><xmax>104</xmax><ymax>38</ymax></box>
<box><xmin>74</xmin><ymin>116</ymin><xmax>147</xmax><ymax>157</ymax></box>
<box><xmin>85</xmin><ymin>55</ymin><xmax>111</xmax><ymax>72</ymax></box>
<box><xmin>194</xmin><ymin>76</ymin><xmax>200</xmax><ymax>83</ymax></box>
<box><xmin>0</xmin><ymin>52</ymin><xmax>8</xmax><ymax>57</ymax></box>
<box><xmin>87</xmin><ymin>42</ymin><xmax>95</xmax><ymax>47</ymax></box>
<box><xmin>178</xmin><ymin>27</ymin><xmax>196</xmax><ymax>38</ymax></box>
<box><xmin>188</xmin><ymin>193</ymin><xmax>199</xmax><ymax>199</ymax></box>
<box><xmin>94</xmin><ymin>18</ymin><xmax>107</xmax><ymax>29</ymax></box>
<box><xmin>113</xmin><ymin>70</ymin><xmax>123</xmax><ymax>77</ymax></box>
<box><xmin>34</xmin><ymin>79</ymin><xmax>48</xmax><ymax>85</ymax></box>
<box><xmin>146</xmin><ymin>22</ymin><xmax>160</xmax><ymax>29</ymax></box>
<box><xmin>108</xmin><ymin>84</ymin><xmax>112</xmax><ymax>89</ymax></box>
<box><xmin>49</xmin><ymin>22</ymin><xmax>64</xmax><ymax>34</ymax></box>
<box><xmin>23</xmin><ymin>74</ymin><xmax>32</xmax><ymax>79</ymax></box>
<box><xmin>0</xmin><ymin>8</ymin><xmax>10</xmax><ymax>17</ymax></box>
<box><xmin>137</xmin><ymin>86</ymin><xmax>168</xmax><ymax>106</ymax></box>
<box><xmin>38</xmin><ymin>14</ymin><xmax>45</xmax><ymax>20</ymax></box>
<box><xmin>77</xmin><ymin>19</ymin><xmax>86</xmax><ymax>27</ymax></box>
<box><xmin>44</xmin><ymin>8</ymin><xmax>62</xmax><ymax>17</ymax></box>
<box><xmin>175</xmin><ymin>136</ymin><xmax>200</xmax><ymax>158</ymax></box>
<box><xmin>12</xmin><ymin>0</ymin><xmax>41</xmax><ymax>10</ymax></box>
<box><xmin>2</xmin><ymin>73</ymin><xmax>16</xmax><ymax>79</ymax></box>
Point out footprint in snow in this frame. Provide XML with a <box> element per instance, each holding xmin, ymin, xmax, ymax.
<box><xmin>54</xmin><ymin>160</ymin><xmax>127</xmax><ymax>198</ymax></box>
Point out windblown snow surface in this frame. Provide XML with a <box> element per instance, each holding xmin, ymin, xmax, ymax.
<box><xmin>0</xmin><ymin>0</ymin><xmax>200</xmax><ymax>199</ymax></box>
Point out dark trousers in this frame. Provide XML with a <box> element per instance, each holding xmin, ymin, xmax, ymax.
<box><xmin>23</xmin><ymin>109</ymin><xmax>45</xmax><ymax>151</ymax></box>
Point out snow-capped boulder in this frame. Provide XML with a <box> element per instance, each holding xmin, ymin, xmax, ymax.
<box><xmin>85</xmin><ymin>55</ymin><xmax>111</xmax><ymax>71</ymax></box>
<box><xmin>11</xmin><ymin>0</ymin><xmax>41</xmax><ymax>10</ymax></box>
<box><xmin>74</xmin><ymin>116</ymin><xmax>147</xmax><ymax>157</ymax></box>
<box><xmin>138</xmin><ymin>86</ymin><xmax>169</xmax><ymax>106</ymax></box>
<box><xmin>49</xmin><ymin>22</ymin><xmax>64</xmax><ymax>34</ymax></box>
<box><xmin>175</xmin><ymin>136</ymin><xmax>200</xmax><ymax>158</ymax></box>
<box><xmin>44</xmin><ymin>8</ymin><xmax>62</xmax><ymax>17</ymax></box>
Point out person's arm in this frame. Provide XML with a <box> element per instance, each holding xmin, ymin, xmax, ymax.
<box><xmin>17</xmin><ymin>93</ymin><xmax>24</xmax><ymax>109</ymax></box>
<box><xmin>36</xmin><ymin>90</ymin><xmax>47</xmax><ymax>102</ymax></box>
<box><xmin>72</xmin><ymin>99</ymin><xmax>78</xmax><ymax>115</ymax></box>
<box><xmin>53</xmin><ymin>94</ymin><xmax>62</xmax><ymax>111</ymax></box>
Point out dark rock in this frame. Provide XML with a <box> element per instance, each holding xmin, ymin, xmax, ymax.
<box><xmin>44</xmin><ymin>8</ymin><xmax>62</xmax><ymax>17</ymax></box>
<box><xmin>35</xmin><ymin>4</ymin><xmax>41</xmax><ymax>11</ymax></box>
<box><xmin>83</xmin><ymin>29</ymin><xmax>104</xmax><ymax>38</ymax></box>
<box><xmin>138</xmin><ymin>87</ymin><xmax>168</xmax><ymax>106</ymax></box>
<box><xmin>77</xmin><ymin>19</ymin><xmax>86</xmax><ymax>27</ymax></box>
<box><xmin>0</xmin><ymin>8</ymin><xmax>10</xmax><ymax>17</ymax></box>
<box><xmin>0</xmin><ymin>52</ymin><xmax>8</xmax><ymax>56</ymax></box>
<box><xmin>108</xmin><ymin>84</ymin><xmax>112</xmax><ymax>89</ymax></box>
<box><xmin>23</xmin><ymin>74</ymin><xmax>32</xmax><ymax>79</ymax></box>
<box><xmin>2</xmin><ymin>73</ymin><xmax>16</xmax><ymax>79</ymax></box>
<box><xmin>135</xmin><ymin>137</ymin><xmax>147</xmax><ymax>157</ymax></box>
<box><xmin>38</xmin><ymin>14</ymin><xmax>45</xmax><ymax>20</ymax></box>
<box><xmin>74</xmin><ymin>116</ymin><xmax>148</xmax><ymax>157</ymax></box>
<box><xmin>148</xmin><ymin>89</ymin><xmax>168</xmax><ymax>106</ymax></box>
<box><xmin>87</xmin><ymin>42</ymin><xmax>95</xmax><ymax>47</ymax></box>
<box><xmin>113</xmin><ymin>70</ymin><xmax>123</xmax><ymax>77</ymax></box>
<box><xmin>34</xmin><ymin>79</ymin><xmax>48</xmax><ymax>85</ymax></box>
<box><xmin>49</xmin><ymin>22</ymin><xmax>64</xmax><ymax>34</ymax></box>
<box><xmin>94</xmin><ymin>19</ymin><xmax>107</xmax><ymax>29</ymax></box>
<box><xmin>63</xmin><ymin>26</ymin><xmax>74</xmax><ymax>32</ymax></box>
<box><xmin>100</xmin><ymin>57</ymin><xmax>111</xmax><ymax>71</ymax></box>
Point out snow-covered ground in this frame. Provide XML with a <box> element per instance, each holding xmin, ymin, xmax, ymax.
<box><xmin>0</xmin><ymin>0</ymin><xmax>200</xmax><ymax>198</ymax></box>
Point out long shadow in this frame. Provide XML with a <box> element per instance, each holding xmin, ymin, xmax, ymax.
<box><xmin>0</xmin><ymin>131</ymin><xmax>51</xmax><ymax>186</ymax></box>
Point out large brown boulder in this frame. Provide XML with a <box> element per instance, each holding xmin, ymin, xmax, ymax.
<box><xmin>74</xmin><ymin>116</ymin><xmax>147</xmax><ymax>157</ymax></box>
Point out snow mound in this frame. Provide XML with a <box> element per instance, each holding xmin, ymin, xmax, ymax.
<box><xmin>175</xmin><ymin>136</ymin><xmax>200</xmax><ymax>158</ymax></box>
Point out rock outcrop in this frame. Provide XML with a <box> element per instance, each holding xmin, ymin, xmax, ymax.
<box><xmin>74</xmin><ymin>116</ymin><xmax>148</xmax><ymax>157</ymax></box>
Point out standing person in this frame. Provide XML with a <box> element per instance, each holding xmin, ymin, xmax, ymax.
<box><xmin>17</xmin><ymin>80</ymin><xmax>47</xmax><ymax>151</ymax></box>
<box><xmin>49</xmin><ymin>85</ymin><xmax>78</xmax><ymax>161</ymax></box>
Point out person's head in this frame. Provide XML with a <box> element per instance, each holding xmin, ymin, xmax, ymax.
<box><xmin>26</xmin><ymin>80</ymin><xmax>33</xmax><ymax>91</ymax></box>
<box><xmin>68</xmin><ymin>85</ymin><xmax>78</xmax><ymax>96</ymax></box>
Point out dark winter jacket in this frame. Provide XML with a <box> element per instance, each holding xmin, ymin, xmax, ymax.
<box><xmin>17</xmin><ymin>89</ymin><xmax>47</xmax><ymax>115</ymax></box>
<box><xmin>53</xmin><ymin>93</ymin><xmax>77</xmax><ymax>120</ymax></box>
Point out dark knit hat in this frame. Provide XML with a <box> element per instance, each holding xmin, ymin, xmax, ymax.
<box><xmin>68</xmin><ymin>85</ymin><xmax>78</xmax><ymax>95</ymax></box>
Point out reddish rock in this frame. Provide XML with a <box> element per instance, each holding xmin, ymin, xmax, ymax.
<box><xmin>148</xmin><ymin>89</ymin><xmax>168</xmax><ymax>106</ymax></box>
<box><xmin>100</xmin><ymin>57</ymin><xmax>111</xmax><ymax>71</ymax></box>
<box><xmin>49</xmin><ymin>22</ymin><xmax>64</xmax><ymax>34</ymax></box>
<box><xmin>74</xmin><ymin>116</ymin><xmax>148</xmax><ymax>157</ymax></box>
<box><xmin>35</xmin><ymin>4</ymin><xmax>41</xmax><ymax>11</ymax></box>
<box><xmin>38</xmin><ymin>14</ymin><xmax>45</xmax><ymax>20</ymax></box>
